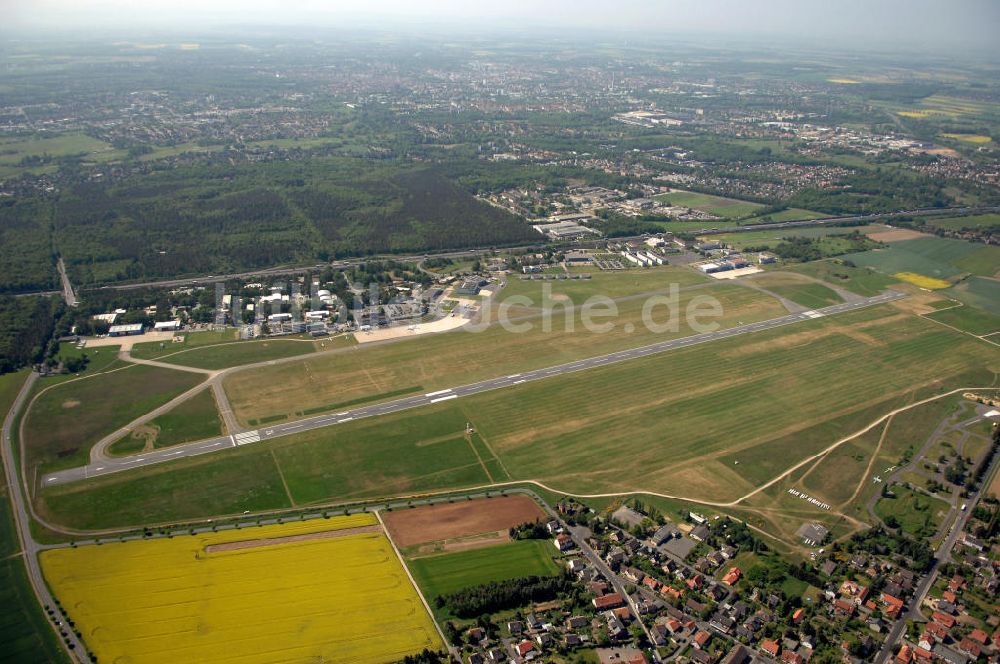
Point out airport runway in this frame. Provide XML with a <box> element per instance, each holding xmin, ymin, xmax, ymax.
<box><xmin>42</xmin><ymin>290</ymin><xmax>905</xmax><ymax>487</ymax></box>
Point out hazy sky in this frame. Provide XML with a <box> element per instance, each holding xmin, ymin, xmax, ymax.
<box><xmin>6</xmin><ymin>0</ymin><xmax>1000</xmax><ymax>56</ymax></box>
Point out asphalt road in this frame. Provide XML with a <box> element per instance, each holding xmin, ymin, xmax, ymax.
<box><xmin>1</xmin><ymin>373</ymin><xmax>90</xmax><ymax>661</ymax></box>
<box><xmin>42</xmin><ymin>289</ymin><xmax>904</xmax><ymax>487</ymax></box>
<box><xmin>873</xmin><ymin>429</ymin><xmax>1000</xmax><ymax>664</ymax></box>
<box><xmin>56</xmin><ymin>257</ymin><xmax>78</xmax><ymax>307</ymax></box>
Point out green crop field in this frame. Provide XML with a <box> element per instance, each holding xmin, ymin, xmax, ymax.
<box><xmin>742</xmin><ymin>209</ymin><xmax>826</xmax><ymax>224</ymax></box>
<box><xmin>0</xmin><ymin>556</ymin><xmax>69</xmax><ymax>662</ymax></box>
<box><xmin>845</xmin><ymin>236</ymin><xmax>1000</xmax><ymax>281</ymax></box>
<box><xmin>23</xmin><ymin>364</ymin><xmax>204</xmax><ymax>475</ymax></box>
<box><xmin>708</xmin><ymin>202</ymin><xmax>765</xmax><ymax>218</ymax></box>
<box><xmin>407</xmin><ymin>539</ymin><xmax>561</xmax><ymax>609</ymax></box>
<box><xmin>874</xmin><ymin>484</ymin><xmax>950</xmax><ymax>538</ymax></box>
<box><xmin>108</xmin><ymin>387</ymin><xmax>223</xmax><ymax>456</ymax></box>
<box><xmin>223</xmin><ymin>282</ymin><xmax>785</xmax><ymax>425</ymax></box>
<box><xmin>948</xmin><ymin>277</ymin><xmax>1000</xmax><ymax>313</ymax></box>
<box><xmin>655</xmin><ymin>190</ymin><xmax>765</xmax><ymax>219</ymax></box>
<box><xmin>925</xmin><ymin>305</ymin><xmax>1000</xmax><ymax>336</ymax></box>
<box><xmin>37</xmin><ymin>304</ymin><xmax>998</xmax><ymax>531</ymax></box>
<box><xmin>710</xmin><ymin>225</ymin><xmax>882</xmax><ymax>250</ymax></box>
<box><xmin>0</xmin><ymin>133</ymin><xmax>122</xmax><ymax>167</ymax></box>
<box><xmin>655</xmin><ymin>190</ymin><xmax>721</xmax><ymax>208</ymax></box>
<box><xmin>926</xmin><ymin>213</ymin><xmax>1000</xmax><ymax>231</ymax></box>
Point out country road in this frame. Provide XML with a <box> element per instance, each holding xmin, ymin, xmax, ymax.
<box><xmin>43</xmin><ymin>289</ymin><xmax>904</xmax><ymax>486</ymax></box>
<box><xmin>1</xmin><ymin>373</ymin><xmax>89</xmax><ymax>662</ymax></box>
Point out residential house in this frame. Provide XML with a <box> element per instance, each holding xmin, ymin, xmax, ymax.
<box><xmin>761</xmin><ymin>639</ymin><xmax>781</xmax><ymax>658</ymax></box>
<box><xmin>593</xmin><ymin>593</ymin><xmax>625</xmax><ymax>610</ymax></box>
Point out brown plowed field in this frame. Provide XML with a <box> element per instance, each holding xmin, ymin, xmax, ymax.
<box><xmin>382</xmin><ymin>494</ymin><xmax>546</xmax><ymax>547</ymax></box>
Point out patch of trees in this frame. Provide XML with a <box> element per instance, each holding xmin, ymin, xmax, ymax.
<box><xmin>944</xmin><ymin>457</ymin><xmax>968</xmax><ymax>486</ymax></box>
<box><xmin>846</xmin><ymin>526</ymin><xmax>934</xmax><ymax>572</ymax></box>
<box><xmin>588</xmin><ymin>211</ymin><xmax>663</xmax><ymax>238</ymax></box>
<box><xmin>435</xmin><ymin>573</ymin><xmax>574</xmax><ymax>619</ymax></box>
<box><xmin>0</xmin><ymin>198</ymin><xmax>57</xmax><ymax>293</ymax></box>
<box><xmin>394</xmin><ymin>649</ymin><xmax>449</xmax><ymax>664</ymax></box>
<box><xmin>770</xmin><ymin>233</ymin><xmax>873</xmax><ymax>262</ymax></box>
<box><xmin>509</xmin><ymin>521</ymin><xmax>549</xmax><ymax>540</ymax></box>
<box><xmin>0</xmin><ymin>295</ymin><xmax>62</xmax><ymax>374</ymax></box>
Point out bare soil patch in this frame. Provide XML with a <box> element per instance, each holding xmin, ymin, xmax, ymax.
<box><xmin>867</xmin><ymin>227</ymin><xmax>931</xmax><ymax>242</ymax></box>
<box><xmin>382</xmin><ymin>494</ymin><xmax>546</xmax><ymax>548</ymax></box>
<box><xmin>406</xmin><ymin>530</ymin><xmax>510</xmax><ymax>558</ymax></box>
<box><xmin>61</xmin><ymin>399</ymin><xmax>81</xmax><ymax>409</ymax></box>
<box><xmin>204</xmin><ymin>524</ymin><xmax>381</xmax><ymax>553</ymax></box>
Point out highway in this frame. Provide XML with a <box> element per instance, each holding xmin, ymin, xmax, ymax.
<box><xmin>42</xmin><ymin>289</ymin><xmax>905</xmax><ymax>487</ymax></box>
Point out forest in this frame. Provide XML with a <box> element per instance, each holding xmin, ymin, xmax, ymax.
<box><xmin>0</xmin><ymin>295</ymin><xmax>61</xmax><ymax>374</ymax></box>
<box><xmin>44</xmin><ymin>160</ymin><xmax>536</xmax><ymax>287</ymax></box>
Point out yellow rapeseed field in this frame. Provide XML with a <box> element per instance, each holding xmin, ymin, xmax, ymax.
<box><xmin>41</xmin><ymin>514</ymin><xmax>443</xmax><ymax>663</ymax></box>
<box><xmin>941</xmin><ymin>133</ymin><xmax>992</xmax><ymax>144</ymax></box>
<box><xmin>894</xmin><ymin>272</ymin><xmax>952</xmax><ymax>290</ymax></box>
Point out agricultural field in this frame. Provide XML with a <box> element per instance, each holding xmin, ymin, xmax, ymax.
<box><xmin>37</xmin><ymin>303</ymin><xmax>999</xmax><ymax>531</ymax></box>
<box><xmin>924</xmin><ymin>213</ymin><xmax>1000</xmax><ymax>231</ymax></box>
<box><xmin>23</xmin><ymin>364</ymin><xmax>204</xmax><ymax>474</ymax></box>
<box><xmin>107</xmin><ymin>387</ymin><xmax>223</xmax><ymax>456</ymax></box>
<box><xmin>407</xmin><ymin>539</ymin><xmax>562</xmax><ymax>610</ymax></box>
<box><xmin>844</xmin><ymin>236</ymin><xmax>1000</xmax><ymax>281</ymax></box>
<box><xmin>940</xmin><ymin>133</ymin><xmax>992</xmax><ymax>144</ymax></box>
<box><xmin>741</xmin><ymin>208</ymin><xmax>826</xmax><ymax>224</ymax></box>
<box><xmin>223</xmin><ymin>281</ymin><xmax>785</xmax><ymax>425</ymax></box>
<box><xmin>709</xmin><ymin>224</ymin><xmax>882</xmax><ymax>251</ymax></box>
<box><xmin>383</xmin><ymin>494</ymin><xmax>546</xmax><ymax>549</ymax></box>
<box><xmin>948</xmin><ymin>276</ymin><xmax>1000</xmax><ymax>313</ymax></box>
<box><xmin>0</xmin><ymin>132</ymin><xmax>125</xmax><ymax>177</ymax></box>
<box><xmin>40</xmin><ymin>515</ymin><xmax>443</xmax><ymax>663</ymax></box>
<box><xmin>655</xmin><ymin>189</ymin><xmax>765</xmax><ymax>218</ymax></box>
<box><xmin>894</xmin><ymin>272</ymin><xmax>952</xmax><ymax>289</ymax></box>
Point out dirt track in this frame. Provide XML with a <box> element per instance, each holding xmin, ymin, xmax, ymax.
<box><xmin>381</xmin><ymin>494</ymin><xmax>545</xmax><ymax>548</ymax></box>
<box><xmin>205</xmin><ymin>524</ymin><xmax>381</xmax><ymax>552</ymax></box>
